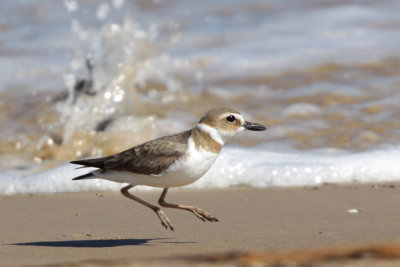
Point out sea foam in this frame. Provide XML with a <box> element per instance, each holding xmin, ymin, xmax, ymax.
<box><xmin>1</xmin><ymin>146</ymin><xmax>400</xmax><ymax>195</ymax></box>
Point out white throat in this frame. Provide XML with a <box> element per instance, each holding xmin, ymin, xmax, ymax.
<box><xmin>197</xmin><ymin>123</ymin><xmax>224</xmax><ymax>145</ymax></box>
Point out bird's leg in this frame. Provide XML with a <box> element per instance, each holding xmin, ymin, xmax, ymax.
<box><xmin>121</xmin><ymin>185</ymin><xmax>174</xmax><ymax>231</ymax></box>
<box><xmin>158</xmin><ymin>188</ymin><xmax>218</xmax><ymax>222</ymax></box>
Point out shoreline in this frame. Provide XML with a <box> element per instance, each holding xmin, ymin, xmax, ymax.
<box><xmin>1</xmin><ymin>182</ymin><xmax>400</xmax><ymax>265</ymax></box>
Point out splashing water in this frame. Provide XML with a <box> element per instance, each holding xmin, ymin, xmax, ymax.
<box><xmin>1</xmin><ymin>0</ymin><xmax>400</xmax><ymax>194</ymax></box>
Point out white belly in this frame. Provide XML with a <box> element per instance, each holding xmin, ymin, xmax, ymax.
<box><xmin>95</xmin><ymin>146</ymin><xmax>219</xmax><ymax>188</ymax></box>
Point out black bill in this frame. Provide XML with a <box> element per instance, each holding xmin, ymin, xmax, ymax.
<box><xmin>244</xmin><ymin>121</ymin><xmax>267</xmax><ymax>131</ymax></box>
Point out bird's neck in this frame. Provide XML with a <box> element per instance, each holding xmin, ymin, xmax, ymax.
<box><xmin>191</xmin><ymin>123</ymin><xmax>223</xmax><ymax>154</ymax></box>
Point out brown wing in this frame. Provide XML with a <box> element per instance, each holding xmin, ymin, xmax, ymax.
<box><xmin>70</xmin><ymin>130</ymin><xmax>191</xmax><ymax>175</ymax></box>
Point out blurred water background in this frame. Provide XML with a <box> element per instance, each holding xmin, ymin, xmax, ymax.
<box><xmin>1</xmin><ymin>0</ymin><xmax>400</xmax><ymax>194</ymax></box>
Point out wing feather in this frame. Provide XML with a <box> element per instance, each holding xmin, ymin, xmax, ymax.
<box><xmin>70</xmin><ymin>130</ymin><xmax>191</xmax><ymax>175</ymax></box>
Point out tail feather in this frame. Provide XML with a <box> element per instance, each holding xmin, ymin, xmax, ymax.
<box><xmin>72</xmin><ymin>172</ymin><xmax>95</xmax><ymax>180</ymax></box>
<box><xmin>70</xmin><ymin>158</ymin><xmax>107</xmax><ymax>169</ymax></box>
<box><xmin>71</xmin><ymin>158</ymin><xmax>108</xmax><ymax>181</ymax></box>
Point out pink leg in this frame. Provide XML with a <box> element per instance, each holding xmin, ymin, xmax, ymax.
<box><xmin>121</xmin><ymin>185</ymin><xmax>174</xmax><ymax>231</ymax></box>
<box><xmin>158</xmin><ymin>188</ymin><xmax>218</xmax><ymax>222</ymax></box>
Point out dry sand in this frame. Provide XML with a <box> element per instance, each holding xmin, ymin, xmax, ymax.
<box><xmin>1</xmin><ymin>183</ymin><xmax>400</xmax><ymax>266</ymax></box>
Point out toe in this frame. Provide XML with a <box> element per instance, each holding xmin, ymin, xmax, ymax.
<box><xmin>192</xmin><ymin>207</ymin><xmax>218</xmax><ymax>222</ymax></box>
<box><xmin>155</xmin><ymin>208</ymin><xmax>174</xmax><ymax>231</ymax></box>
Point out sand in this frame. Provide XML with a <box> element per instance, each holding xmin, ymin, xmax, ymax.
<box><xmin>1</xmin><ymin>183</ymin><xmax>400</xmax><ymax>266</ymax></box>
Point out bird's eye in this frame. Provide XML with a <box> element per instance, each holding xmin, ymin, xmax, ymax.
<box><xmin>226</xmin><ymin>115</ymin><xmax>236</xmax><ymax>122</ymax></box>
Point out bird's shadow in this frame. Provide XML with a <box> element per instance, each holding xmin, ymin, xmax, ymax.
<box><xmin>12</xmin><ymin>238</ymin><xmax>194</xmax><ymax>248</ymax></box>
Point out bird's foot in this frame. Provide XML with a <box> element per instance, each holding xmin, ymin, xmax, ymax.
<box><xmin>154</xmin><ymin>207</ymin><xmax>174</xmax><ymax>231</ymax></box>
<box><xmin>188</xmin><ymin>206</ymin><xmax>219</xmax><ymax>222</ymax></box>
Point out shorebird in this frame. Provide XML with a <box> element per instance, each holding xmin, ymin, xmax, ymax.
<box><xmin>71</xmin><ymin>108</ymin><xmax>266</xmax><ymax>230</ymax></box>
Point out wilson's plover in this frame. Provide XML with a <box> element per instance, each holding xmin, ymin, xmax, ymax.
<box><xmin>71</xmin><ymin>108</ymin><xmax>266</xmax><ymax>230</ymax></box>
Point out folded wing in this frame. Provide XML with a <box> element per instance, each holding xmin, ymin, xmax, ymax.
<box><xmin>71</xmin><ymin>130</ymin><xmax>191</xmax><ymax>176</ymax></box>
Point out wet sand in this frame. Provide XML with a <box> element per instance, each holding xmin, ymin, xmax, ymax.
<box><xmin>1</xmin><ymin>183</ymin><xmax>400</xmax><ymax>266</ymax></box>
